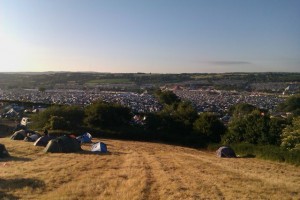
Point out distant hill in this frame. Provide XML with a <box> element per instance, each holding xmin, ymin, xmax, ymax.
<box><xmin>0</xmin><ymin>72</ymin><xmax>299</xmax><ymax>92</ymax></box>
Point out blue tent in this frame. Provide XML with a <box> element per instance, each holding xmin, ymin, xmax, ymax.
<box><xmin>91</xmin><ymin>142</ymin><xmax>107</xmax><ymax>153</ymax></box>
<box><xmin>76</xmin><ymin>132</ymin><xmax>92</xmax><ymax>143</ymax></box>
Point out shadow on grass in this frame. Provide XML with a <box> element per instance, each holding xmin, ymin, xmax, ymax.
<box><xmin>0</xmin><ymin>156</ymin><xmax>32</xmax><ymax>162</ymax></box>
<box><xmin>0</xmin><ymin>178</ymin><xmax>45</xmax><ymax>199</ymax></box>
<box><xmin>237</xmin><ymin>154</ymin><xmax>256</xmax><ymax>158</ymax></box>
<box><xmin>78</xmin><ymin>149</ymin><xmax>114</xmax><ymax>156</ymax></box>
<box><xmin>0</xmin><ymin>191</ymin><xmax>18</xmax><ymax>200</ymax></box>
<box><xmin>0</xmin><ymin>178</ymin><xmax>46</xmax><ymax>190</ymax></box>
<box><xmin>79</xmin><ymin>149</ymin><xmax>128</xmax><ymax>156</ymax></box>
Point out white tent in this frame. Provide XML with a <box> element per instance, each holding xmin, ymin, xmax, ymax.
<box><xmin>91</xmin><ymin>142</ymin><xmax>107</xmax><ymax>153</ymax></box>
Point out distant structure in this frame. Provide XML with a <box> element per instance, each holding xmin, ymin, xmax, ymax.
<box><xmin>172</xmin><ymin>85</ymin><xmax>183</xmax><ymax>91</ymax></box>
<box><xmin>282</xmin><ymin>86</ymin><xmax>290</xmax><ymax>95</ymax></box>
<box><xmin>282</xmin><ymin>84</ymin><xmax>299</xmax><ymax>95</ymax></box>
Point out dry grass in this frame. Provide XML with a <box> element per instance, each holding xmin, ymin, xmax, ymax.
<box><xmin>0</xmin><ymin>138</ymin><xmax>300</xmax><ymax>200</ymax></box>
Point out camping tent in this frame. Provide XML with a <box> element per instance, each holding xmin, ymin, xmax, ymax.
<box><xmin>91</xmin><ymin>142</ymin><xmax>107</xmax><ymax>153</ymax></box>
<box><xmin>0</xmin><ymin>144</ymin><xmax>9</xmax><ymax>158</ymax></box>
<box><xmin>76</xmin><ymin>132</ymin><xmax>92</xmax><ymax>143</ymax></box>
<box><xmin>24</xmin><ymin>133</ymin><xmax>41</xmax><ymax>142</ymax></box>
<box><xmin>216</xmin><ymin>146</ymin><xmax>236</xmax><ymax>158</ymax></box>
<box><xmin>44</xmin><ymin>135</ymin><xmax>81</xmax><ymax>153</ymax></box>
<box><xmin>10</xmin><ymin>130</ymin><xmax>26</xmax><ymax>140</ymax></box>
<box><xmin>34</xmin><ymin>135</ymin><xmax>56</xmax><ymax>147</ymax></box>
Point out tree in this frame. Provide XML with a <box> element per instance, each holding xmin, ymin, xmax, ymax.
<box><xmin>281</xmin><ymin>117</ymin><xmax>300</xmax><ymax>150</ymax></box>
<box><xmin>144</xmin><ymin>113</ymin><xmax>163</xmax><ymax>131</ymax></box>
<box><xmin>229</xmin><ymin>103</ymin><xmax>258</xmax><ymax>117</ymax></box>
<box><xmin>268</xmin><ymin>117</ymin><xmax>287</xmax><ymax>145</ymax></box>
<box><xmin>45</xmin><ymin>116</ymin><xmax>70</xmax><ymax>130</ymax></box>
<box><xmin>193</xmin><ymin>112</ymin><xmax>226</xmax><ymax>143</ymax></box>
<box><xmin>84</xmin><ymin>101</ymin><xmax>132</xmax><ymax>129</ymax></box>
<box><xmin>173</xmin><ymin>101</ymin><xmax>198</xmax><ymax>125</ymax></box>
<box><xmin>29</xmin><ymin>105</ymin><xmax>84</xmax><ymax>130</ymax></box>
<box><xmin>155</xmin><ymin>90</ymin><xmax>180</xmax><ymax>105</ymax></box>
<box><xmin>161</xmin><ymin>101</ymin><xmax>197</xmax><ymax>125</ymax></box>
<box><xmin>222</xmin><ymin>116</ymin><xmax>246</xmax><ymax>144</ymax></box>
<box><xmin>224</xmin><ymin>110</ymin><xmax>274</xmax><ymax>145</ymax></box>
<box><xmin>144</xmin><ymin>101</ymin><xmax>198</xmax><ymax>136</ymax></box>
<box><xmin>243</xmin><ymin>110</ymin><xmax>270</xmax><ymax>144</ymax></box>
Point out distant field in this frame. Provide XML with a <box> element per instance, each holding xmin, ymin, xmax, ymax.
<box><xmin>1</xmin><ymin>137</ymin><xmax>299</xmax><ymax>200</ymax></box>
<box><xmin>86</xmin><ymin>79</ymin><xmax>133</xmax><ymax>85</ymax></box>
<box><xmin>192</xmin><ymin>74</ymin><xmax>224</xmax><ymax>79</ymax></box>
<box><xmin>191</xmin><ymin>73</ymin><xmax>250</xmax><ymax>80</ymax></box>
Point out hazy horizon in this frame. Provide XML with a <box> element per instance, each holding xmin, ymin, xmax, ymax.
<box><xmin>1</xmin><ymin>0</ymin><xmax>299</xmax><ymax>73</ymax></box>
<box><xmin>0</xmin><ymin>71</ymin><xmax>299</xmax><ymax>75</ymax></box>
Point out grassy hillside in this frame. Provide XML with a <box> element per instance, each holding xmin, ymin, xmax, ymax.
<box><xmin>1</xmin><ymin>137</ymin><xmax>299</xmax><ymax>199</ymax></box>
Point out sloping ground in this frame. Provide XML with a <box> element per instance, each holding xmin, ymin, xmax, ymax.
<box><xmin>0</xmin><ymin>138</ymin><xmax>299</xmax><ymax>200</ymax></box>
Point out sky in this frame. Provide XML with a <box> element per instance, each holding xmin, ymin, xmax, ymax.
<box><xmin>0</xmin><ymin>0</ymin><xmax>299</xmax><ymax>73</ymax></box>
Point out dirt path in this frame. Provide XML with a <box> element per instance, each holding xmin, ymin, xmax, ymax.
<box><xmin>1</xmin><ymin>138</ymin><xmax>300</xmax><ymax>199</ymax></box>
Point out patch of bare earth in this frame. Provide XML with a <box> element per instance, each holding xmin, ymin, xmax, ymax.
<box><xmin>0</xmin><ymin>138</ymin><xmax>299</xmax><ymax>199</ymax></box>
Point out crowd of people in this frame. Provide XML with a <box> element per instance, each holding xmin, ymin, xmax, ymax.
<box><xmin>174</xmin><ymin>89</ymin><xmax>285</xmax><ymax>114</ymax></box>
<box><xmin>0</xmin><ymin>88</ymin><xmax>285</xmax><ymax>115</ymax></box>
<box><xmin>0</xmin><ymin>89</ymin><xmax>162</xmax><ymax>113</ymax></box>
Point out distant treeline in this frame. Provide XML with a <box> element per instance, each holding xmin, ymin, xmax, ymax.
<box><xmin>0</xmin><ymin>72</ymin><xmax>299</xmax><ymax>91</ymax></box>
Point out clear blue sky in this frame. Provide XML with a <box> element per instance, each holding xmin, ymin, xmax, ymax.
<box><xmin>0</xmin><ymin>0</ymin><xmax>299</xmax><ymax>73</ymax></box>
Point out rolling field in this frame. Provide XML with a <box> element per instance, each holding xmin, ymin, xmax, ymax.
<box><xmin>1</xmin><ymin>137</ymin><xmax>300</xmax><ymax>200</ymax></box>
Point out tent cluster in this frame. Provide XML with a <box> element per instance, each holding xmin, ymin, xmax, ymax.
<box><xmin>10</xmin><ymin>129</ymin><xmax>41</xmax><ymax>142</ymax></box>
<box><xmin>9</xmin><ymin>130</ymin><xmax>108</xmax><ymax>154</ymax></box>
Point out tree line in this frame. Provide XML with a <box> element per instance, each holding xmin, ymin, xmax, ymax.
<box><xmin>29</xmin><ymin>91</ymin><xmax>300</xmax><ymax>155</ymax></box>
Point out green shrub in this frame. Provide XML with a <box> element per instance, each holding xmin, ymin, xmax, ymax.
<box><xmin>47</xmin><ymin>130</ymin><xmax>74</xmax><ymax>137</ymax></box>
<box><xmin>230</xmin><ymin>143</ymin><xmax>300</xmax><ymax>166</ymax></box>
<box><xmin>29</xmin><ymin>105</ymin><xmax>84</xmax><ymax>130</ymax></box>
<box><xmin>45</xmin><ymin>116</ymin><xmax>70</xmax><ymax>130</ymax></box>
<box><xmin>230</xmin><ymin>143</ymin><xmax>255</xmax><ymax>155</ymax></box>
<box><xmin>281</xmin><ymin>117</ymin><xmax>300</xmax><ymax>150</ymax></box>
<box><xmin>84</xmin><ymin>101</ymin><xmax>132</xmax><ymax>129</ymax></box>
<box><xmin>206</xmin><ymin>143</ymin><xmax>222</xmax><ymax>151</ymax></box>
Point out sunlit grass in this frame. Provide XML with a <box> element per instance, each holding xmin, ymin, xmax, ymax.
<box><xmin>1</xmin><ymin>138</ymin><xmax>299</xmax><ymax>199</ymax></box>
